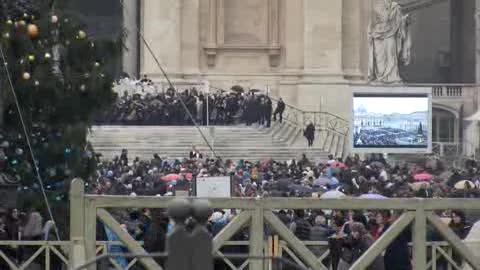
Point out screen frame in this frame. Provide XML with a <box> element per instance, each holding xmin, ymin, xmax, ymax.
<box><xmin>191</xmin><ymin>175</ymin><xmax>233</xmax><ymax>198</ymax></box>
<box><xmin>350</xmin><ymin>87</ymin><xmax>432</xmax><ymax>154</ymax></box>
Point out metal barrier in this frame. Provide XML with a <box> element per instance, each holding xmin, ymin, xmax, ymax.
<box><xmin>0</xmin><ymin>239</ymin><xmax>478</xmax><ymax>270</ymax></box>
<box><xmin>3</xmin><ymin>178</ymin><xmax>480</xmax><ymax>269</ymax></box>
<box><xmin>66</xmin><ymin>179</ymin><xmax>480</xmax><ymax>270</ymax></box>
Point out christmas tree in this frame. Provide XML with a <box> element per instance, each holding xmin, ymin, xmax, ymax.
<box><xmin>0</xmin><ymin>0</ymin><xmax>119</xmax><ymax>233</ymax></box>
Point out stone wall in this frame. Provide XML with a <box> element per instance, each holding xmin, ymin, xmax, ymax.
<box><xmin>401</xmin><ymin>0</ymin><xmax>452</xmax><ymax>83</ymax></box>
<box><xmin>138</xmin><ymin>0</ymin><xmax>477</xmax><ymax>118</ymax></box>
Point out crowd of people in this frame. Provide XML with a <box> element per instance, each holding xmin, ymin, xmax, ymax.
<box><xmin>95</xmin><ymin>77</ymin><xmax>286</xmax><ymax>127</ymax></box>
<box><xmin>80</xmin><ymin>147</ymin><xmax>480</xmax><ymax>269</ymax></box>
<box><xmin>354</xmin><ymin>128</ymin><xmax>426</xmax><ymax>147</ymax></box>
<box><xmin>1</xmin><ymin>94</ymin><xmax>480</xmax><ymax>269</ymax></box>
<box><xmin>0</xmin><ymin>208</ymin><xmax>59</xmax><ymax>269</ymax></box>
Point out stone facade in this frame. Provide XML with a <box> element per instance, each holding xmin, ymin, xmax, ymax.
<box><xmin>135</xmin><ymin>0</ymin><xmax>480</xmax><ymax>154</ymax></box>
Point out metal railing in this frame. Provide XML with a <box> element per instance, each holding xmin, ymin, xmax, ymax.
<box><xmin>0</xmin><ymin>239</ymin><xmax>477</xmax><ymax>270</ymax></box>
<box><xmin>268</xmin><ymin>96</ymin><xmax>349</xmax><ymax>135</ymax></box>
<box><xmin>0</xmin><ymin>240</ymin><xmax>70</xmax><ymax>270</ymax></box>
<box><xmin>1</xmin><ymin>179</ymin><xmax>480</xmax><ymax>270</ymax></box>
<box><xmin>67</xmin><ymin>179</ymin><xmax>480</xmax><ymax>270</ymax></box>
<box><xmin>268</xmin><ymin>96</ymin><xmax>349</xmax><ymax>156</ymax></box>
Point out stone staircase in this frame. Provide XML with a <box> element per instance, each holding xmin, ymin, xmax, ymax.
<box><xmin>88</xmin><ymin>122</ymin><xmax>338</xmax><ymax>162</ymax></box>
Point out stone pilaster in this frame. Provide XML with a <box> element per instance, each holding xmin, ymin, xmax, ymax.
<box><xmin>303</xmin><ymin>0</ymin><xmax>345</xmax><ymax>82</ymax></box>
<box><xmin>283</xmin><ymin>0</ymin><xmax>304</xmax><ymax>71</ymax></box>
<box><xmin>182</xmin><ymin>0</ymin><xmax>201</xmax><ymax>77</ymax></box>
<box><xmin>122</xmin><ymin>0</ymin><xmax>139</xmax><ymax>78</ymax></box>
<box><xmin>342</xmin><ymin>0</ymin><xmax>370</xmax><ymax>81</ymax></box>
<box><xmin>140</xmin><ymin>0</ymin><xmax>182</xmax><ymax>78</ymax></box>
<box><xmin>476</xmin><ymin>0</ymin><xmax>480</xmax><ymax>83</ymax></box>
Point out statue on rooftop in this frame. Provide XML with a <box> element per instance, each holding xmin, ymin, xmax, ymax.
<box><xmin>368</xmin><ymin>0</ymin><xmax>411</xmax><ymax>83</ymax></box>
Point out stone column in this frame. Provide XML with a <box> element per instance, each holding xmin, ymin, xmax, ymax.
<box><xmin>122</xmin><ymin>0</ymin><xmax>139</xmax><ymax>78</ymax></box>
<box><xmin>141</xmin><ymin>0</ymin><xmax>182</xmax><ymax>79</ymax></box>
<box><xmin>476</xmin><ymin>0</ymin><xmax>480</xmax><ymax>83</ymax></box>
<box><xmin>181</xmin><ymin>0</ymin><xmax>201</xmax><ymax>77</ymax></box>
<box><xmin>283</xmin><ymin>0</ymin><xmax>304</xmax><ymax>71</ymax></box>
<box><xmin>342</xmin><ymin>0</ymin><xmax>370</xmax><ymax>81</ymax></box>
<box><xmin>303</xmin><ymin>0</ymin><xmax>345</xmax><ymax>82</ymax></box>
<box><xmin>451</xmin><ymin>0</ymin><xmax>475</xmax><ymax>83</ymax></box>
<box><xmin>464</xmin><ymin>121</ymin><xmax>479</xmax><ymax>157</ymax></box>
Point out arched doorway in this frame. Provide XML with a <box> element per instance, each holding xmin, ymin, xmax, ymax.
<box><xmin>432</xmin><ymin>107</ymin><xmax>458</xmax><ymax>142</ymax></box>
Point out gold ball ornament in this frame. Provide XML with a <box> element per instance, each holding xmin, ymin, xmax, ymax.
<box><xmin>34</xmin><ymin>80</ymin><xmax>40</xmax><ymax>86</ymax></box>
<box><xmin>79</xmin><ymin>84</ymin><xmax>86</xmax><ymax>92</ymax></box>
<box><xmin>28</xmin><ymin>55</ymin><xmax>35</xmax><ymax>62</ymax></box>
<box><xmin>6</xmin><ymin>20</ymin><xmax>13</xmax><ymax>26</ymax></box>
<box><xmin>44</xmin><ymin>52</ymin><xmax>51</xmax><ymax>59</ymax></box>
<box><xmin>77</xmin><ymin>30</ymin><xmax>87</xmax><ymax>40</ymax></box>
<box><xmin>22</xmin><ymin>72</ymin><xmax>31</xmax><ymax>80</ymax></box>
<box><xmin>17</xmin><ymin>20</ymin><xmax>26</xmax><ymax>27</ymax></box>
<box><xmin>2</xmin><ymin>33</ymin><xmax>10</xmax><ymax>39</ymax></box>
<box><xmin>51</xmin><ymin>15</ymin><xmax>59</xmax><ymax>24</ymax></box>
<box><xmin>27</xmin><ymin>24</ymin><xmax>39</xmax><ymax>38</ymax></box>
<box><xmin>94</xmin><ymin>62</ymin><xmax>100</xmax><ymax>68</ymax></box>
<box><xmin>23</xmin><ymin>13</ymin><xmax>29</xmax><ymax>19</ymax></box>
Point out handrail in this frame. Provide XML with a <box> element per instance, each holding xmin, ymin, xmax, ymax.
<box><xmin>0</xmin><ymin>240</ymin><xmax>476</xmax><ymax>247</ymax></box>
<box><xmin>85</xmin><ymin>195</ymin><xmax>480</xmax><ymax>210</ymax></box>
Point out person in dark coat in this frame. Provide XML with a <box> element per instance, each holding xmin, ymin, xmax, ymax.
<box><xmin>384</xmin><ymin>212</ymin><xmax>412</xmax><ymax>270</ymax></box>
<box><xmin>273</xmin><ymin>98</ymin><xmax>285</xmax><ymax>123</ymax></box>
<box><xmin>304</xmin><ymin>122</ymin><xmax>315</xmax><ymax>147</ymax></box>
<box><xmin>448</xmin><ymin>210</ymin><xmax>472</xmax><ymax>265</ymax></box>
<box><xmin>310</xmin><ymin>215</ymin><xmax>334</xmax><ymax>267</ymax></box>
<box><xmin>144</xmin><ymin>210</ymin><xmax>168</xmax><ymax>266</ymax></box>
<box><xmin>290</xmin><ymin>210</ymin><xmax>311</xmax><ymax>240</ymax></box>
<box><xmin>265</xmin><ymin>97</ymin><xmax>273</xmax><ymax>127</ymax></box>
<box><xmin>277</xmin><ymin>210</ymin><xmax>291</xmax><ymax>226</ymax></box>
<box><xmin>120</xmin><ymin>149</ymin><xmax>129</xmax><ymax>165</ymax></box>
<box><xmin>244</xmin><ymin>96</ymin><xmax>255</xmax><ymax>126</ymax></box>
<box><xmin>344</xmin><ymin>222</ymin><xmax>383</xmax><ymax>270</ymax></box>
<box><xmin>449</xmin><ymin>210</ymin><xmax>471</xmax><ymax>239</ymax></box>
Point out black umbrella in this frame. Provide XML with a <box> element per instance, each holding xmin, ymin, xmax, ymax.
<box><xmin>231</xmin><ymin>85</ymin><xmax>244</xmax><ymax>93</ymax></box>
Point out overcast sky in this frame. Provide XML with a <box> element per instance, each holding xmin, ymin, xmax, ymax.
<box><xmin>354</xmin><ymin>97</ymin><xmax>429</xmax><ymax>114</ymax></box>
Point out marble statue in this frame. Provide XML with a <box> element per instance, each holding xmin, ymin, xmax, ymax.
<box><xmin>368</xmin><ymin>0</ymin><xmax>411</xmax><ymax>83</ymax></box>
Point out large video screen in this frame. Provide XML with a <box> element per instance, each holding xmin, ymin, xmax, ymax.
<box><xmin>353</xmin><ymin>93</ymin><xmax>430</xmax><ymax>151</ymax></box>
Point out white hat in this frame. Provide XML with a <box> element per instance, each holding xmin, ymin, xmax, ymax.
<box><xmin>209</xmin><ymin>212</ymin><xmax>224</xmax><ymax>223</ymax></box>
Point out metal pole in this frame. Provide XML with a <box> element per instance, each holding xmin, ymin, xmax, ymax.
<box><xmin>205</xmin><ymin>81</ymin><xmax>210</xmax><ymax>127</ymax></box>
